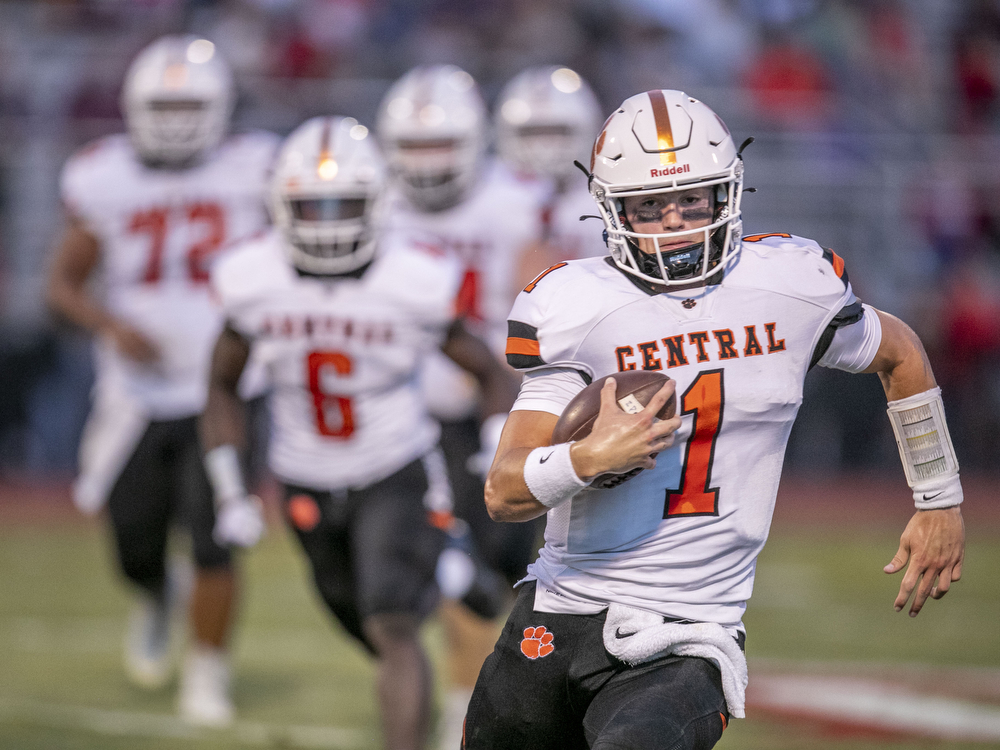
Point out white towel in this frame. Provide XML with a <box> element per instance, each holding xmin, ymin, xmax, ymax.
<box><xmin>602</xmin><ymin>604</ymin><xmax>748</xmax><ymax>718</ymax></box>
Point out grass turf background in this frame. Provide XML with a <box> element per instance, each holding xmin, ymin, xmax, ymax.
<box><xmin>0</xmin><ymin>475</ymin><xmax>997</xmax><ymax>749</ymax></box>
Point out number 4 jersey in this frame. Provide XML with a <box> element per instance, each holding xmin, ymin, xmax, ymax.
<box><xmin>60</xmin><ymin>131</ymin><xmax>279</xmax><ymax>418</ymax></box>
<box><xmin>211</xmin><ymin>229</ymin><xmax>464</xmax><ymax>490</ymax></box>
<box><xmin>506</xmin><ymin>234</ymin><xmax>881</xmax><ymax>631</ymax></box>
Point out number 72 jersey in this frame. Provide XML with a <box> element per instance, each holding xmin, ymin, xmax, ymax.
<box><xmin>60</xmin><ymin>132</ymin><xmax>278</xmax><ymax>418</ymax></box>
<box><xmin>506</xmin><ymin>236</ymin><xmax>864</xmax><ymax>629</ymax></box>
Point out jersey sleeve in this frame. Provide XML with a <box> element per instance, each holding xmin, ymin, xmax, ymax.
<box><xmin>59</xmin><ymin>136</ymin><xmax>121</xmax><ymax>229</ymax></box>
<box><xmin>377</xmin><ymin>230</ymin><xmax>465</xmax><ymax>331</ymax></box>
<box><xmin>210</xmin><ymin>232</ymin><xmax>286</xmax><ymax>338</ymax></box>
<box><xmin>505</xmin><ymin>260</ymin><xmax>598</xmax><ymax>376</ymax></box>
<box><xmin>815</xmin><ymin>302</ymin><xmax>882</xmax><ymax>372</ymax></box>
<box><xmin>511</xmin><ymin>367</ymin><xmax>590</xmax><ymax>416</ymax></box>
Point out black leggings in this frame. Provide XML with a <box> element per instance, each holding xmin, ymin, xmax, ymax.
<box><xmin>106</xmin><ymin>417</ymin><xmax>230</xmax><ymax>597</ymax></box>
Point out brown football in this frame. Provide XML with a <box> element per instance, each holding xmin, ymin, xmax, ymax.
<box><xmin>551</xmin><ymin>370</ymin><xmax>676</xmax><ymax>489</ymax></box>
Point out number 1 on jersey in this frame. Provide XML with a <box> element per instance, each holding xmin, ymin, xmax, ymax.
<box><xmin>664</xmin><ymin>370</ymin><xmax>724</xmax><ymax>518</ymax></box>
<box><xmin>307</xmin><ymin>351</ymin><xmax>355</xmax><ymax>438</ymax></box>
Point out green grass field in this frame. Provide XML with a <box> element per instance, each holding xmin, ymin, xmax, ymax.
<box><xmin>0</xmin><ymin>501</ymin><xmax>997</xmax><ymax>749</ymax></box>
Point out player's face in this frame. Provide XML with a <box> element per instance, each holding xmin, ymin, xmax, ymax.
<box><xmin>622</xmin><ymin>187</ymin><xmax>714</xmax><ymax>254</ymax></box>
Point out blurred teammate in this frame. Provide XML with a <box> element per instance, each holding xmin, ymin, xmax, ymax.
<box><xmin>375</xmin><ymin>64</ymin><xmax>544</xmax><ymax>749</ymax></box>
<box><xmin>465</xmin><ymin>90</ymin><xmax>966</xmax><ymax>749</ymax></box>
<box><xmin>494</xmin><ymin>65</ymin><xmax>608</xmax><ymax>285</ymax></box>
<box><xmin>201</xmin><ymin>116</ymin><xmax>516</xmax><ymax>750</ymax></box>
<box><xmin>46</xmin><ymin>35</ymin><xmax>278</xmax><ymax>726</ymax></box>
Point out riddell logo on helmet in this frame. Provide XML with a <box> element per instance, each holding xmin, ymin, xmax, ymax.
<box><xmin>650</xmin><ymin>164</ymin><xmax>691</xmax><ymax>178</ymax></box>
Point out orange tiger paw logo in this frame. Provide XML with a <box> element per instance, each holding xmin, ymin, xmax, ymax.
<box><xmin>520</xmin><ymin>626</ymin><xmax>554</xmax><ymax>659</ymax></box>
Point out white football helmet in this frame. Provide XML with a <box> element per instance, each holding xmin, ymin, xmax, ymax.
<box><xmin>590</xmin><ymin>90</ymin><xmax>744</xmax><ymax>287</ymax></box>
<box><xmin>375</xmin><ymin>65</ymin><xmax>487</xmax><ymax>211</ymax></box>
<box><xmin>121</xmin><ymin>35</ymin><xmax>234</xmax><ymax>166</ymax></box>
<box><xmin>495</xmin><ymin>66</ymin><xmax>601</xmax><ymax>180</ymax></box>
<box><xmin>271</xmin><ymin>116</ymin><xmax>386</xmax><ymax>275</ymax></box>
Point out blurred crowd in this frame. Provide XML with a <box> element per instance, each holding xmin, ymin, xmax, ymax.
<box><xmin>3</xmin><ymin>0</ymin><xmax>1000</xmax><ymax>475</ymax></box>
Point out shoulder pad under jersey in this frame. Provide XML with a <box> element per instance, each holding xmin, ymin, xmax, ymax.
<box><xmin>732</xmin><ymin>232</ymin><xmax>853</xmax><ymax>308</ymax></box>
<box><xmin>210</xmin><ymin>229</ymin><xmax>293</xmax><ymax>315</ymax></box>
<box><xmin>506</xmin><ymin>256</ymin><xmax>634</xmax><ymax>373</ymax></box>
<box><xmin>59</xmin><ymin>134</ymin><xmax>132</xmax><ymax>217</ymax></box>
<box><xmin>367</xmin><ymin>229</ymin><xmax>465</xmax><ymax>327</ymax></box>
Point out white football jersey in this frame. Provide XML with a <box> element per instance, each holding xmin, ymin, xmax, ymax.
<box><xmin>506</xmin><ymin>234</ymin><xmax>869</xmax><ymax>630</ymax></box>
<box><xmin>381</xmin><ymin>159</ymin><xmax>542</xmax><ymax>420</ymax></box>
<box><xmin>60</xmin><ymin>131</ymin><xmax>279</xmax><ymax>419</ymax></box>
<box><xmin>211</xmin><ymin>229</ymin><xmax>463</xmax><ymax>490</ymax></box>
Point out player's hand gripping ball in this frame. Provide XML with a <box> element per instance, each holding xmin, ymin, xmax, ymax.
<box><xmin>551</xmin><ymin>370</ymin><xmax>676</xmax><ymax>489</ymax></box>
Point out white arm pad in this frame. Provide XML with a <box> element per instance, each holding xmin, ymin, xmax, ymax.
<box><xmin>886</xmin><ymin>387</ymin><xmax>963</xmax><ymax>509</ymax></box>
<box><xmin>204</xmin><ymin>444</ymin><xmax>248</xmax><ymax>507</ymax></box>
<box><xmin>524</xmin><ymin>443</ymin><xmax>587</xmax><ymax>509</ymax></box>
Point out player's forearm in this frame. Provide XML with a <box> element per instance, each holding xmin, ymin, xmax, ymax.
<box><xmin>199</xmin><ymin>386</ymin><xmax>247</xmax><ymax>452</ymax></box>
<box><xmin>200</xmin><ymin>325</ymin><xmax>252</xmax><ymax>451</ymax></box>
<box><xmin>484</xmin><ymin>449</ymin><xmax>550</xmax><ymax>522</ymax></box>
<box><xmin>46</xmin><ymin>277</ymin><xmax>115</xmax><ymax>335</ymax></box>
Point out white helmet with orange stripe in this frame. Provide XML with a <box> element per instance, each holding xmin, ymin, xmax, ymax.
<box><xmin>589</xmin><ymin>90</ymin><xmax>745</xmax><ymax>287</ymax></box>
<box><xmin>495</xmin><ymin>65</ymin><xmax>601</xmax><ymax>180</ymax></box>
<box><xmin>122</xmin><ymin>34</ymin><xmax>234</xmax><ymax>166</ymax></box>
<box><xmin>375</xmin><ymin>64</ymin><xmax>487</xmax><ymax>211</ymax></box>
<box><xmin>271</xmin><ymin>116</ymin><xmax>387</xmax><ymax>275</ymax></box>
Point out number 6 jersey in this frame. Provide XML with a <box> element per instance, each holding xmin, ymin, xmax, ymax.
<box><xmin>506</xmin><ymin>234</ymin><xmax>880</xmax><ymax>631</ymax></box>
<box><xmin>60</xmin><ymin>131</ymin><xmax>279</xmax><ymax>418</ymax></box>
<box><xmin>211</xmin><ymin>229</ymin><xmax>464</xmax><ymax>490</ymax></box>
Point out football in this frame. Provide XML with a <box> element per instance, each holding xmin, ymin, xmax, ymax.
<box><xmin>551</xmin><ymin>370</ymin><xmax>676</xmax><ymax>489</ymax></box>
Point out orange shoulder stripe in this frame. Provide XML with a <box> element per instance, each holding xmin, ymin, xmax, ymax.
<box><xmin>506</xmin><ymin>337</ymin><xmax>540</xmax><ymax>356</ymax></box>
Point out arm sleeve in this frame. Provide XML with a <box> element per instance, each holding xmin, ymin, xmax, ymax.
<box><xmin>511</xmin><ymin>367</ymin><xmax>590</xmax><ymax>416</ymax></box>
<box><xmin>817</xmin><ymin>303</ymin><xmax>883</xmax><ymax>373</ymax></box>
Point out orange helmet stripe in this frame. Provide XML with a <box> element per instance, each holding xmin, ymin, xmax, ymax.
<box><xmin>647</xmin><ymin>90</ymin><xmax>677</xmax><ymax>166</ymax></box>
<box><xmin>319</xmin><ymin>117</ymin><xmax>334</xmax><ymax>163</ymax></box>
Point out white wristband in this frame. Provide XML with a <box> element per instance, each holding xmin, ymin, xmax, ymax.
<box><xmin>886</xmin><ymin>387</ymin><xmax>963</xmax><ymax>509</ymax></box>
<box><xmin>204</xmin><ymin>445</ymin><xmax>247</xmax><ymax>507</ymax></box>
<box><xmin>523</xmin><ymin>443</ymin><xmax>587</xmax><ymax>509</ymax></box>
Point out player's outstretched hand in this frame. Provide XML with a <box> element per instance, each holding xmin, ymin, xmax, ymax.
<box><xmin>571</xmin><ymin>377</ymin><xmax>681</xmax><ymax>481</ymax></box>
<box><xmin>883</xmin><ymin>506</ymin><xmax>965</xmax><ymax>616</ymax></box>
<box><xmin>213</xmin><ymin>495</ymin><xmax>266</xmax><ymax>548</ymax></box>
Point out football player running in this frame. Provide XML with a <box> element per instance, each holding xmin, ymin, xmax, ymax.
<box><xmin>375</xmin><ymin>64</ymin><xmax>544</xmax><ymax>750</ymax></box>
<box><xmin>464</xmin><ymin>90</ymin><xmax>966</xmax><ymax>750</ymax></box>
<box><xmin>494</xmin><ymin>65</ymin><xmax>609</xmax><ymax>285</ymax></box>
<box><xmin>201</xmin><ymin>115</ymin><xmax>516</xmax><ymax>750</ymax></box>
<box><xmin>46</xmin><ymin>35</ymin><xmax>278</xmax><ymax>726</ymax></box>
